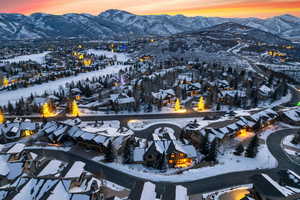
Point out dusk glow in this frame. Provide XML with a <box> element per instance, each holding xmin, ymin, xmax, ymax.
<box><xmin>1</xmin><ymin>0</ymin><xmax>299</xmax><ymax>18</ymax></box>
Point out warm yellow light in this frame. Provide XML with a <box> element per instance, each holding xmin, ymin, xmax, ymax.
<box><xmin>0</xmin><ymin>110</ymin><xmax>5</xmax><ymax>124</ymax></box>
<box><xmin>75</xmin><ymin>95</ymin><xmax>81</xmax><ymax>100</ymax></box>
<box><xmin>78</xmin><ymin>54</ymin><xmax>84</xmax><ymax>60</ymax></box>
<box><xmin>41</xmin><ymin>102</ymin><xmax>56</xmax><ymax>118</ymax></box>
<box><xmin>83</xmin><ymin>59</ymin><xmax>92</xmax><ymax>66</ymax></box>
<box><xmin>2</xmin><ymin>77</ymin><xmax>9</xmax><ymax>87</ymax></box>
<box><xmin>197</xmin><ymin>96</ymin><xmax>205</xmax><ymax>111</ymax></box>
<box><xmin>175</xmin><ymin>98</ymin><xmax>181</xmax><ymax>111</ymax></box>
<box><xmin>23</xmin><ymin>130</ymin><xmax>34</xmax><ymax>137</ymax></box>
<box><xmin>237</xmin><ymin>128</ymin><xmax>249</xmax><ymax>138</ymax></box>
<box><xmin>174</xmin><ymin>158</ymin><xmax>193</xmax><ymax>168</ymax></box>
<box><xmin>70</xmin><ymin>100</ymin><xmax>80</xmax><ymax>117</ymax></box>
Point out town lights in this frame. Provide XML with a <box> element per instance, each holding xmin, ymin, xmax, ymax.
<box><xmin>0</xmin><ymin>109</ymin><xmax>5</xmax><ymax>124</ymax></box>
<box><xmin>70</xmin><ymin>100</ymin><xmax>80</xmax><ymax>117</ymax></box>
<box><xmin>41</xmin><ymin>102</ymin><xmax>56</xmax><ymax>118</ymax></box>
<box><xmin>197</xmin><ymin>96</ymin><xmax>205</xmax><ymax>111</ymax></box>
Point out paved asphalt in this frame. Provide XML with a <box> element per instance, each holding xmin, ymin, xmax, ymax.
<box><xmin>6</xmin><ymin>111</ymin><xmax>225</xmax><ymax>122</ymax></box>
<box><xmin>26</xmin><ymin>128</ymin><xmax>300</xmax><ymax>196</ymax></box>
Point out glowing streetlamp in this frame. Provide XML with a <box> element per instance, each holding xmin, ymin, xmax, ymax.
<box><xmin>197</xmin><ymin>96</ymin><xmax>205</xmax><ymax>111</ymax></box>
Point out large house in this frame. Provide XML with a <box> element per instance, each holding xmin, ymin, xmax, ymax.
<box><xmin>132</xmin><ymin>129</ymin><xmax>197</xmax><ymax>169</ymax></box>
<box><xmin>242</xmin><ymin>170</ymin><xmax>300</xmax><ymax>200</ymax></box>
<box><xmin>184</xmin><ymin>108</ymin><xmax>278</xmax><ymax>144</ymax></box>
<box><xmin>279</xmin><ymin>107</ymin><xmax>300</xmax><ymax>126</ymax></box>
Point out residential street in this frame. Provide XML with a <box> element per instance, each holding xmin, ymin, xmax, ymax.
<box><xmin>26</xmin><ymin>128</ymin><xmax>300</xmax><ymax>196</ymax></box>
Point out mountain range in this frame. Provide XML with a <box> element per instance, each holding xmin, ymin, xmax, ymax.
<box><xmin>0</xmin><ymin>9</ymin><xmax>299</xmax><ymax>41</ymax></box>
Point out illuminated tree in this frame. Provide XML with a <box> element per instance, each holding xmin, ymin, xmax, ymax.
<box><xmin>83</xmin><ymin>59</ymin><xmax>92</xmax><ymax>67</ymax></box>
<box><xmin>70</xmin><ymin>100</ymin><xmax>80</xmax><ymax>117</ymax></box>
<box><xmin>0</xmin><ymin>109</ymin><xmax>5</xmax><ymax>124</ymax></box>
<box><xmin>175</xmin><ymin>98</ymin><xmax>181</xmax><ymax>111</ymax></box>
<box><xmin>2</xmin><ymin>77</ymin><xmax>9</xmax><ymax>87</ymax></box>
<box><xmin>197</xmin><ymin>96</ymin><xmax>205</xmax><ymax>111</ymax></box>
<box><xmin>41</xmin><ymin>102</ymin><xmax>56</xmax><ymax>118</ymax></box>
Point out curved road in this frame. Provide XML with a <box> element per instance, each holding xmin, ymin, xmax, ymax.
<box><xmin>26</xmin><ymin>128</ymin><xmax>300</xmax><ymax>196</ymax></box>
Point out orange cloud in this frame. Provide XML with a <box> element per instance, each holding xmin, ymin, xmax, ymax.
<box><xmin>1</xmin><ymin>0</ymin><xmax>299</xmax><ymax>18</ymax></box>
<box><xmin>144</xmin><ymin>1</ymin><xmax>300</xmax><ymax>18</ymax></box>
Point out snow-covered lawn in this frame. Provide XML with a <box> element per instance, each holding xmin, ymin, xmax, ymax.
<box><xmin>258</xmin><ymin>91</ymin><xmax>292</xmax><ymax>108</ymax></box>
<box><xmin>1</xmin><ymin>51</ymin><xmax>50</xmax><ymax>64</ymax></box>
<box><xmin>128</xmin><ymin>116</ymin><xmax>230</xmax><ymax>130</ymax></box>
<box><xmin>86</xmin><ymin>49</ymin><xmax>129</xmax><ymax>62</ymax></box>
<box><xmin>0</xmin><ymin>64</ymin><xmax>129</xmax><ymax>106</ymax></box>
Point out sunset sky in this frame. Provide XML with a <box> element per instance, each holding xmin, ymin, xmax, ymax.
<box><xmin>1</xmin><ymin>0</ymin><xmax>299</xmax><ymax>18</ymax></box>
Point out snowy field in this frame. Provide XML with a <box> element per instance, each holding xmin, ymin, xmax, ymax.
<box><xmin>0</xmin><ymin>51</ymin><xmax>50</xmax><ymax>64</ymax></box>
<box><xmin>86</xmin><ymin>49</ymin><xmax>129</xmax><ymax>62</ymax></box>
<box><xmin>0</xmin><ymin>51</ymin><xmax>130</xmax><ymax>106</ymax></box>
<box><xmin>258</xmin><ymin>91</ymin><xmax>292</xmax><ymax>108</ymax></box>
<box><xmin>100</xmin><ymin>128</ymin><xmax>280</xmax><ymax>182</ymax></box>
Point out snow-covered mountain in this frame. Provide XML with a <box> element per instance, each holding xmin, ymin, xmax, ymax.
<box><xmin>0</xmin><ymin>9</ymin><xmax>299</xmax><ymax>41</ymax></box>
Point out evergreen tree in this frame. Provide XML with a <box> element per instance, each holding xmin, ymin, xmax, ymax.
<box><xmin>200</xmin><ymin>133</ymin><xmax>210</xmax><ymax>155</ymax></box>
<box><xmin>216</xmin><ymin>103</ymin><xmax>221</xmax><ymax>111</ymax></box>
<box><xmin>206</xmin><ymin>139</ymin><xmax>218</xmax><ymax>162</ymax></box>
<box><xmin>245</xmin><ymin>135</ymin><xmax>259</xmax><ymax>158</ymax></box>
<box><xmin>291</xmin><ymin>130</ymin><xmax>300</xmax><ymax>145</ymax></box>
<box><xmin>105</xmin><ymin>141</ymin><xmax>115</xmax><ymax>162</ymax></box>
<box><xmin>234</xmin><ymin>144</ymin><xmax>244</xmax><ymax>156</ymax></box>
<box><xmin>123</xmin><ymin>140</ymin><xmax>133</xmax><ymax>164</ymax></box>
<box><xmin>158</xmin><ymin>152</ymin><xmax>168</xmax><ymax>170</ymax></box>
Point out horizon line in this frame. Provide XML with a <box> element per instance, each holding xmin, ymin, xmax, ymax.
<box><xmin>0</xmin><ymin>9</ymin><xmax>297</xmax><ymax>19</ymax></box>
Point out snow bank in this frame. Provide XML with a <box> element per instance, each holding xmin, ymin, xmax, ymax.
<box><xmin>1</xmin><ymin>51</ymin><xmax>50</xmax><ymax>64</ymax></box>
<box><xmin>0</xmin><ymin>64</ymin><xmax>129</xmax><ymax>106</ymax></box>
<box><xmin>86</xmin><ymin>49</ymin><xmax>129</xmax><ymax>62</ymax></box>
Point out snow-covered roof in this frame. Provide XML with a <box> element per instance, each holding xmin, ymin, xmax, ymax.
<box><xmin>175</xmin><ymin>185</ymin><xmax>188</xmax><ymax>200</ymax></box>
<box><xmin>38</xmin><ymin>160</ymin><xmax>66</xmax><ymax>177</ymax></box>
<box><xmin>259</xmin><ymin>85</ymin><xmax>272</xmax><ymax>96</ymax></box>
<box><xmin>47</xmin><ymin>181</ymin><xmax>70</xmax><ymax>200</ymax></box>
<box><xmin>0</xmin><ymin>156</ymin><xmax>9</xmax><ymax>177</ymax></box>
<box><xmin>152</xmin><ymin>89</ymin><xmax>175</xmax><ymax>100</ymax></box>
<box><xmin>133</xmin><ymin>148</ymin><xmax>145</xmax><ymax>162</ymax></box>
<box><xmin>117</xmin><ymin>97</ymin><xmax>135</xmax><ymax>104</ymax></box>
<box><xmin>140</xmin><ymin>182</ymin><xmax>156</xmax><ymax>200</ymax></box>
<box><xmin>64</xmin><ymin>161</ymin><xmax>86</xmax><ymax>179</ymax></box>
<box><xmin>7</xmin><ymin>143</ymin><xmax>25</xmax><ymax>154</ymax></box>
<box><xmin>261</xmin><ymin>173</ymin><xmax>295</xmax><ymax>197</ymax></box>
<box><xmin>282</xmin><ymin>108</ymin><xmax>300</xmax><ymax>122</ymax></box>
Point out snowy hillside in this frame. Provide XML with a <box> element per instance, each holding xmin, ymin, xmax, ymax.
<box><xmin>0</xmin><ymin>10</ymin><xmax>299</xmax><ymax>40</ymax></box>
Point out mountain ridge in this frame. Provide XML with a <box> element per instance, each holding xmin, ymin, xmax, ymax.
<box><xmin>0</xmin><ymin>9</ymin><xmax>299</xmax><ymax>41</ymax></box>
